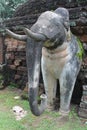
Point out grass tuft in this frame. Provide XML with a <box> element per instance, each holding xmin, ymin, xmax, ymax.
<box><xmin>0</xmin><ymin>88</ymin><xmax>87</xmax><ymax>130</ymax></box>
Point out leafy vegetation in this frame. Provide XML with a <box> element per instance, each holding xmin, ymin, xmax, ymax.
<box><xmin>0</xmin><ymin>88</ymin><xmax>87</xmax><ymax>130</ymax></box>
<box><xmin>76</xmin><ymin>38</ymin><xmax>84</xmax><ymax>60</ymax></box>
<box><xmin>0</xmin><ymin>0</ymin><xmax>27</xmax><ymax>20</ymax></box>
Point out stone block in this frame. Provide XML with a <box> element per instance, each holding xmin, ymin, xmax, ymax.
<box><xmin>80</xmin><ymin>102</ymin><xmax>87</xmax><ymax>109</ymax></box>
<box><xmin>8</xmin><ymin>65</ymin><xmax>16</xmax><ymax>70</ymax></box>
<box><xmin>14</xmin><ymin>59</ymin><xmax>22</xmax><ymax>66</ymax></box>
<box><xmin>83</xmin><ymin>91</ymin><xmax>87</xmax><ymax>95</ymax></box>
<box><xmin>78</xmin><ymin>107</ymin><xmax>87</xmax><ymax>118</ymax></box>
<box><xmin>79</xmin><ymin>35</ymin><xmax>87</xmax><ymax>43</ymax></box>
<box><xmin>81</xmin><ymin>95</ymin><xmax>87</xmax><ymax>103</ymax></box>
<box><xmin>83</xmin><ymin>85</ymin><xmax>87</xmax><ymax>91</ymax></box>
<box><xmin>15</xmin><ymin>74</ymin><xmax>21</xmax><ymax>80</ymax></box>
<box><xmin>17</xmin><ymin>66</ymin><xmax>27</xmax><ymax>72</ymax></box>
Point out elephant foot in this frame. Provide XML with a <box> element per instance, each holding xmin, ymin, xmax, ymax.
<box><xmin>46</xmin><ymin>103</ymin><xmax>54</xmax><ymax>111</ymax></box>
<box><xmin>56</xmin><ymin>115</ymin><xmax>69</xmax><ymax>123</ymax></box>
<box><xmin>59</xmin><ymin>109</ymin><xmax>70</xmax><ymax>116</ymax></box>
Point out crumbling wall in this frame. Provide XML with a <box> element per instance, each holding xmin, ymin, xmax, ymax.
<box><xmin>5</xmin><ymin>36</ymin><xmax>27</xmax><ymax>88</ymax></box>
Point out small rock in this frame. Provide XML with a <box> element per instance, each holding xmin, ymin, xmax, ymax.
<box><xmin>85</xmin><ymin>122</ymin><xmax>87</xmax><ymax>125</ymax></box>
<box><xmin>12</xmin><ymin>106</ymin><xmax>27</xmax><ymax>120</ymax></box>
<box><xmin>14</xmin><ymin>96</ymin><xmax>20</xmax><ymax>100</ymax></box>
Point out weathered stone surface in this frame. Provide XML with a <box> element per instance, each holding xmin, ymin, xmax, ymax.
<box><xmin>69</xmin><ymin>6</ymin><xmax>87</xmax><ymax>20</ymax></box>
<box><xmin>80</xmin><ymin>102</ymin><xmax>87</xmax><ymax>109</ymax></box>
<box><xmin>14</xmin><ymin>0</ymin><xmax>87</xmax><ymax>17</ymax></box>
<box><xmin>17</xmin><ymin>66</ymin><xmax>27</xmax><ymax>72</ymax></box>
<box><xmin>1</xmin><ymin>1</ymin><xmax>87</xmax><ymax>32</ymax></box>
<box><xmin>14</xmin><ymin>74</ymin><xmax>21</xmax><ymax>80</ymax></box>
<box><xmin>78</xmin><ymin>108</ymin><xmax>87</xmax><ymax>118</ymax></box>
<box><xmin>0</xmin><ymin>37</ymin><xmax>4</xmax><ymax>64</ymax></box>
<box><xmin>83</xmin><ymin>91</ymin><xmax>87</xmax><ymax>95</ymax></box>
<box><xmin>8</xmin><ymin>65</ymin><xmax>16</xmax><ymax>70</ymax></box>
<box><xmin>81</xmin><ymin>95</ymin><xmax>87</xmax><ymax>103</ymax></box>
<box><xmin>83</xmin><ymin>85</ymin><xmax>87</xmax><ymax>91</ymax></box>
<box><xmin>14</xmin><ymin>59</ymin><xmax>21</xmax><ymax>66</ymax></box>
<box><xmin>6</xmin><ymin>53</ymin><xmax>15</xmax><ymax>60</ymax></box>
<box><xmin>3</xmin><ymin>15</ymin><xmax>38</xmax><ymax>29</ymax></box>
<box><xmin>79</xmin><ymin>34</ymin><xmax>87</xmax><ymax>42</ymax></box>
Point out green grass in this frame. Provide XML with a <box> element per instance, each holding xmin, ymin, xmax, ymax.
<box><xmin>0</xmin><ymin>88</ymin><xmax>87</xmax><ymax>130</ymax></box>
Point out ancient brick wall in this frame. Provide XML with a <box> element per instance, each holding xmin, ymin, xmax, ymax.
<box><xmin>2</xmin><ymin>35</ymin><xmax>27</xmax><ymax>89</ymax></box>
<box><xmin>14</xmin><ymin>0</ymin><xmax>87</xmax><ymax>17</ymax></box>
<box><xmin>0</xmin><ymin>36</ymin><xmax>4</xmax><ymax>64</ymax></box>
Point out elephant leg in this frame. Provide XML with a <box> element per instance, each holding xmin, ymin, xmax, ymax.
<box><xmin>43</xmin><ymin>73</ymin><xmax>57</xmax><ymax>108</ymax></box>
<box><xmin>59</xmin><ymin>60</ymin><xmax>81</xmax><ymax>115</ymax></box>
<box><xmin>41</xmin><ymin>65</ymin><xmax>57</xmax><ymax>108</ymax></box>
<box><xmin>59</xmin><ymin>77</ymin><xmax>76</xmax><ymax>115</ymax></box>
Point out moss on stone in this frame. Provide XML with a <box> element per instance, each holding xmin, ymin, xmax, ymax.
<box><xmin>76</xmin><ymin>38</ymin><xmax>84</xmax><ymax>60</ymax></box>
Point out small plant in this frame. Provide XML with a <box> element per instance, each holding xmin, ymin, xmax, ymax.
<box><xmin>8</xmin><ymin>82</ymin><xmax>19</xmax><ymax>89</ymax></box>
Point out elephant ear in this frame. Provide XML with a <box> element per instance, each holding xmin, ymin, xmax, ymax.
<box><xmin>54</xmin><ymin>7</ymin><xmax>70</xmax><ymax>31</ymax></box>
<box><xmin>26</xmin><ymin>38</ymin><xmax>47</xmax><ymax>116</ymax></box>
<box><xmin>54</xmin><ymin>7</ymin><xmax>69</xmax><ymax>21</ymax></box>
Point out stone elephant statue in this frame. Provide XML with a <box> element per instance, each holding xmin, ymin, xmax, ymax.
<box><xmin>5</xmin><ymin>7</ymin><xmax>84</xmax><ymax>116</ymax></box>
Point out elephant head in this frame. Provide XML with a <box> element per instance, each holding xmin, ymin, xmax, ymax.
<box><xmin>5</xmin><ymin>7</ymin><xmax>70</xmax><ymax>116</ymax></box>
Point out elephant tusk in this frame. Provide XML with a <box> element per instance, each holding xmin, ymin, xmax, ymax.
<box><xmin>40</xmin><ymin>94</ymin><xmax>47</xmax><ymax>109</ymax></box>
<box><xmin>23</xmin><ymin>28</ymin><xmax>46</xmax><ymax>41</ymax></box>
<box><xmin>6</xmin><ymin>29</ymin><xmax>27</xmax><ymax>41</ymax></box>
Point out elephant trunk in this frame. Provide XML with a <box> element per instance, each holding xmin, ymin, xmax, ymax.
<box><xmin>26</xmin><ymin>38</ymin><xmax>47</xmax><ymax>116</ymax></box>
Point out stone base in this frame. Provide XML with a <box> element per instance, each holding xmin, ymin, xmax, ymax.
<box><xmin>80</xmin><ymin>102</ymin><xmax>87</xmax><ymax>109</ymax></box>
<box><xmin>78</xmin><ymin>108</ymin><xmax>87</xmax><ymax>119</ymax></box>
